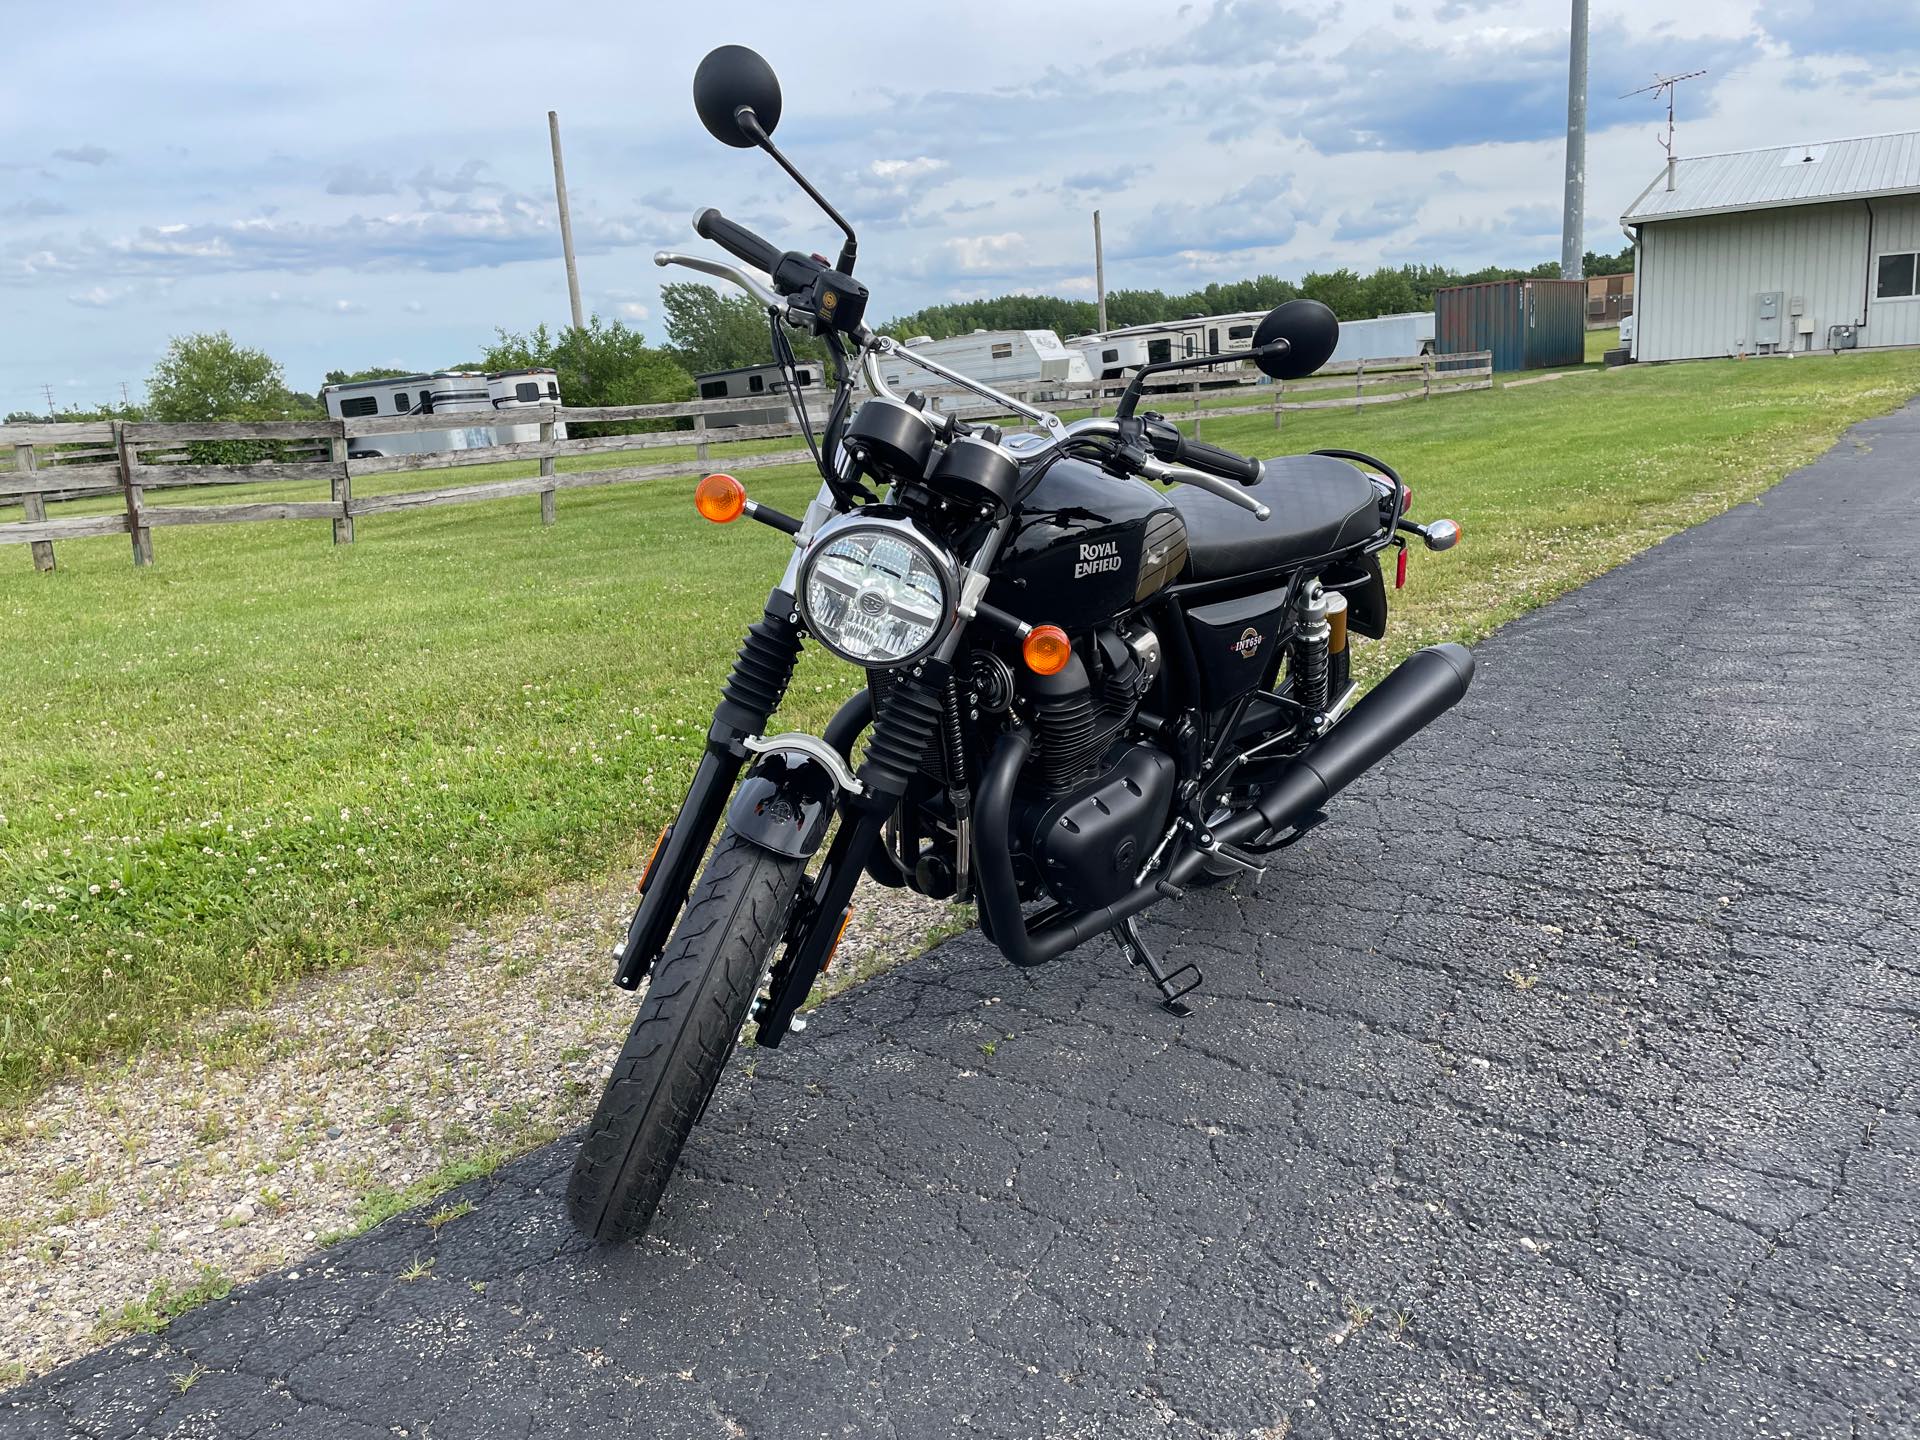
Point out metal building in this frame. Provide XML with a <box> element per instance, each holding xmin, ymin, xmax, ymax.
<box><xmin>1434</xmin><ymin>279</ymin><xmax>1587</xmax><ymax>371</ymax></box>
<box><xmin>1622</xmin><ymin>129</ymin><xmax>1920</xmax><ymax>363</ymax></box>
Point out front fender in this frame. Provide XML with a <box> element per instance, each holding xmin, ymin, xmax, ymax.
<box><xmin>728</xmin><ymin>749</ymin><xmax>841</xmax><ymax>859</ymax></box>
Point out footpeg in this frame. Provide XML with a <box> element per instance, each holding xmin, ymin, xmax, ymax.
<box><xmin>1113</xmin><ymin>918</ymin><xmax>1201</xmax><ymax>1017</ymax></box>
<box><xmin>1201</xmin><ymin>838</ymin><xmax>1266</xmax><ymax>880</ymax></box>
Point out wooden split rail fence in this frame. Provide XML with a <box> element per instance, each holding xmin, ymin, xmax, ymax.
<box><xmin>0</xmin><ymin>395</ymin><xmax>833</xmax><ymax>571</ymax></box>
<box><xmin>914</xmin><ymin>350</ymin><xmax>1494</xmax><ymax>431</ymax></box>
<box><xmin>2</xmin><ymin>351</ymin><xmax>1491</xmax><ymax>571</ymax></box>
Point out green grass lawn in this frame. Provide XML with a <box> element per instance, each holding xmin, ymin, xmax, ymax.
<box><xmin>4</xmin><ymin>348</ymin><xmax>1917</xmax><ymax>1104</ymax></box>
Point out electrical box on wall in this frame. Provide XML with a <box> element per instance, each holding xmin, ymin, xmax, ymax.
<box><xmin>1754</xmin><ymin>291</ymin><xmax>1784</xmax><ymax>347</ymax></box>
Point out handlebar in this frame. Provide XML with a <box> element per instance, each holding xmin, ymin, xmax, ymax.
<box><xmin>1166</xmin><ymin>434</ymin><xmax>1263</xmax><ymax>486</ymax></box>
<box><xmin>693</xmin><ymin>207</ymin><xmax>784</xmax><ymax>276</ymax></box>
<box><xmin>1142</xmin><ymin>417</ymin><xmax>1262</xmax><ymax>485</ymax></box>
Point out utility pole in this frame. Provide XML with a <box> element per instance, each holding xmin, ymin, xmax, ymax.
<box><xmin>1561</xmin><ymin>0</ymin><xmax>1589</xmax><ymax>281</ymax></box>
<box><xmin>1093</xmin><ymin>210</ymin><xmax>1108</xmax><ymax>333</ymax></box>
<box><xmin>41</xmin><ymin>383</ymin><xmax>55</xmax><ymax>416</ymax></box>
<box><xmin>548</xmin><ymin>110</ymin><xmax>586</xmax><ymax>333</ymax></box>
<box><xmin>120</xmin><ymin>381</ymin><xmax>131</xmax><ymax>408</ymax></box>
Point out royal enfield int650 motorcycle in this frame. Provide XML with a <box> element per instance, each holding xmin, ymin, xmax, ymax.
<box><xmin>569</xmin><ymin>46</ymin><xmax>1472</xmax><ymax>1241</ymax></box>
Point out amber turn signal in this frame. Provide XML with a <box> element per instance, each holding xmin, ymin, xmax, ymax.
<box><xmin>695</xmin><ymin>472</ymin><xmax>747</xmax><ymax>523</ymax></box>
<box><xmin>821</xmin><ymin>907</ymin><xmax>854</xmax><ymax>972</ymax></box>
<box><xmin>638</xmin><ymin>825</ymin><xmax>672</xmax><ymax>894</ymax></box>
<box><xmin>1022</xmin><ymin>624</ymin><xmax>1072</xmax><ymax>676</ymax></box>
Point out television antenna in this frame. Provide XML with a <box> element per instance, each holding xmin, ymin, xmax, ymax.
<box><xmin>1622</xmin><ymin>69</ymin><xmax>1707</xmax><ymax>189</ymax></box>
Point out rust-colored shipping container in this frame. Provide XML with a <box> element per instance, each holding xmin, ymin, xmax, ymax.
<box><xmin>1435</xmin><ymin>279</ymin><xmax>1587</xmax><ymax>371</ymax></box>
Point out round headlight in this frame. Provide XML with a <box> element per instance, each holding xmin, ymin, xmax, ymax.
<box><xmin>798</xmin><ymin>516</ymin><xmax>955</xmax><ymax>668</ymax></box>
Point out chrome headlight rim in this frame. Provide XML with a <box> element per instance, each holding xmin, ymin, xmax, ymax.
<box><xmin>796</xmin><ymin>512</ymin><xmax>959</xmax><ymax>670</ymax></box>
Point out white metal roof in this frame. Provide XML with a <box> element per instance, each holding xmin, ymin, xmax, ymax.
<box><xmin>1622</xmin><ymin>129</ymin><xmax>1920</xmax><ymax>225</ymax></box>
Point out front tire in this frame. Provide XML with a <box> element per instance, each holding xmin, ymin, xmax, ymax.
<box><xmin>567</xmin><ymin>831</ymin><xmax>804</xmax><ymax>1242</ymax></box>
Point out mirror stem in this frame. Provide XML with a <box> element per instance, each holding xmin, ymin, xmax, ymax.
<box><xmin>735</xmin><ymin>107</ymin><xmax>858</xmax><ymax>275</ymax></box>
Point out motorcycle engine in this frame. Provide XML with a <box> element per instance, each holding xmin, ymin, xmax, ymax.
<box><xmin>1013</xmin><ymin>622</ymin><xmax>1173</xmax><ymax>912</ymax></box>
<box><xmin>1025</xmin><ymin>623</ymin><xmax>1160</xmax><ymax>792</ymax></box>
<box><xmin>1021</xmin><ymin>743</ymin><xmax>1175</xmax><ymax>912</ymax></box>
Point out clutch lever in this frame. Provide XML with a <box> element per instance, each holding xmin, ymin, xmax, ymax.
<box><xmin>1138</xmin><ymin>456</ymin><xmax>1271</xmax><ymax>521</ymax></box>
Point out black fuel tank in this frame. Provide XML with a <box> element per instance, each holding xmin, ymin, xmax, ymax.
<box><xmin>986</xmin><ymin>456</ymin><xmax>1188</xmax><ymax>627</ymax></box>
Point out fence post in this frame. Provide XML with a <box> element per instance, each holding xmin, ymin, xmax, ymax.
<box><xmin>538</xmin><ymin>416</ymin><xmax>557</xmax><ymax>526</ymax></box>
<box><xmin>1189</xmin><ymin>379</ymin><xmax>1202</xmax><ymax>441</ymax></box>
<box><xmin>1273</xmin><ymin>379</ymin><xmax>1284</xmax><ymax>430</ymax></box>
<box><xmin>1355</xmin><ymin>358</ymin><xmax>1365</xmax><ymax>412</ymax></box>
<box><xmin>1423</xmin><ymin>355</ymin><xmax>1433</xmax><ymax>402</ymax></box>
<box><xmin>329</xmin><ymin>430</ymin><xmax>353</xmax><ymax>545</ymax></box>
<box><xmin>13</xmin><ymin>443</ymin><xmax>55</xmax><ymax>572</ymax></box>
<box><xmin>694</xmin><ymin>411</ymin><xmax>709</xmax><ymax>468</ymax></box>
<box><xmin>115</xmin><ymin>423</ymin><xmax>152</xmax><ymax>567</ymax></box>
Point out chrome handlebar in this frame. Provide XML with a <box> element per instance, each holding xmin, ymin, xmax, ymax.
<box><xmin>656</xmin><ymin>249</ymin><xmax>1267</xmax><ymax>520</ymax></box>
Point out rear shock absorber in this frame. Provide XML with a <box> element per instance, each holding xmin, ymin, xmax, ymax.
<box><xmin>1292</xmin><ymin>582</ymin><xmax>1331</xmax><ymax>716</ymax></box>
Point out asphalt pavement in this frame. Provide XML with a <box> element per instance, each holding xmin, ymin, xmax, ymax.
<box><xmin>8</xmin><ymin>402</ymin><xmax>1918</xmax><ymax>1439</ymax></box>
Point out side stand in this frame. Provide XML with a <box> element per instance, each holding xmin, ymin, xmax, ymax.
<box><xmin>1112</xmin><ymin>917</ymin><xmax>1202</xmax><ymax>1017</ymax></box>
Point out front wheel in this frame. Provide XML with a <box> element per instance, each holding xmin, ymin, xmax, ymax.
<box><xmin>567</xmin><ymin>831</ymin><xmax>804</xmax><ymax>1242</ymax></box>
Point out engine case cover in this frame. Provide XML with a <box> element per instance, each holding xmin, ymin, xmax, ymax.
<box><xmin>1023</xmin><ymin>743</ymin><xmax>1175</xmax><ymax>912</ymax></box>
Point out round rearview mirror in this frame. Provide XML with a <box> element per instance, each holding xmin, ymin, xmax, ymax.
<box><xmin>1252</xmin><ymin>299</ymin><xmax>1340</xmax><ymax>380</ymax></box>
<box><xmin>693</xmin><ymin>45</ymin><xmax>782</xmax><ymax>148</ymax></box>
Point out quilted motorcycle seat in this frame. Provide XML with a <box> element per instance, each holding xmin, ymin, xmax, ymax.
<box><xmin>1172</xmin><ymin>452</ymin><xmax>1381</xmax><ymax>582</ymax></box>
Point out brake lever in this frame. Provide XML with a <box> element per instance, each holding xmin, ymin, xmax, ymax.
<box><xmin>654</xmin><ymin>250</ymin><xmax>785</xmax><ymax>313</ymax></box>
<box><xmin>1139</xmin><ymin>457</ymin><xmax>1271</xmax><ymax>521</ymax></box>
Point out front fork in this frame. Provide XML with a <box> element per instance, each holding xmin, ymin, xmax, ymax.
<box><xmin>611</xmin><ymin>585</ymin><xmax>954</xmax><ymax>1039</ymax></box>
<box><xmin>613</xmin><ymin>591</ymin><xmax>805</xmax><ymax>990</ymax></box>
<box><xmin>753</xmin><ymin>662</ymin><xmax>951</xmax><ymax>1045</ymax></box>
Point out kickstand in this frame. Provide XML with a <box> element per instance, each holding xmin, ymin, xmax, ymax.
<box><xmin>1113</xmin><ymin>917</ymin><xmax>1201</xmax><ymax>1017</ymax></box>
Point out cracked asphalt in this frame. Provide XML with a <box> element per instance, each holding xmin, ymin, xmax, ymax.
<box><xmin>9</xmin><ymin>405</ymin><xmax>1919</xmax><ymax>1439</ymax></box>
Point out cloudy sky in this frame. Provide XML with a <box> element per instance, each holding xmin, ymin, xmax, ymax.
<box><xmin>4</xmin><ymin>0</ymin><xmax>1918</xmax><ymax>412</ymax></box>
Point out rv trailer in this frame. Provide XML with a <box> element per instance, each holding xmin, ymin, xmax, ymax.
<box><xmin>1072</xmin><ymin>311</ymin><xmax>1268</xmax><ymax>382</ymax></box>
<box><xmin>1326</xmin><ymin>311</ymin><xmax>1435</xmax><ymax>366</ymax></box>
<box><xmin>1073</xmin><ymin>334</ymin><xmax>1151</xmax><ymax>380</ymax></box>
<box><xmin>876</xmin><ymin>329</ymin><xmax>1093</xmax><ymax>397</ymax></box>
<box><xmin>694</xmin><ymin>361</ymin><xmax>822</xmax><ymax>428</ymax></box>
<box><xmin>322</xmin><ymin>369</ymin><xmax>565</xmax><ymax>459</ymax></box>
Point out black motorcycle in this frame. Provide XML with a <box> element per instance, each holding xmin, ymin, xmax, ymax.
<box><xmin>568</xmin><ymin>45</ymin><xmax>1472</xmax><ymax>1242</ymax></box>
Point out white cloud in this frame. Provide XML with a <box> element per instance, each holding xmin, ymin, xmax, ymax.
<box><xmin>870</xmin><ymin>157</ymin><xmax>947</xmax><ymax>185</ymax></box>
<box><xmin>5</xmin><ymin>0</ymin><xmax>1918</xmax><ymax>411</ymax></box>
<box><xmin>943</xmin><ymin>232</ymin><xmax>1027</xmax><ymax>273</ymax></box>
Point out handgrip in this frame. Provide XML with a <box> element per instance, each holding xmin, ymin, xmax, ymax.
<box><xmin>693</xmin><ymin>207</ymin><xmax>783</xmax><ymax>275</ymax></box>
<box><xmin>1172</xmin><ymin>434</ymin><xmax>1262</xmax><ymax>485</ymax></box>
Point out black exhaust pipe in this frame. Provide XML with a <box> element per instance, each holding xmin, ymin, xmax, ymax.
<box><xmin>1203</xmin><ymin>641</ymin><xmax>1475</xmax><ymax>855</ymax></box>
<box><xmin>972</xmin><ymin>642</ymin><xmax>1474</xmax><ymax>966</ymax></box>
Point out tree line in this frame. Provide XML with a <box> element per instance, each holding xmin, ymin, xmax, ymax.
<box><xmin>9</xmin><ymin>246</ymin><xmax>1631</xmax><ymax>429</ymax></box>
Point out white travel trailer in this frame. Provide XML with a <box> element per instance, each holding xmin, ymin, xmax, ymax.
<box><xmin>1073</xmin><ymin>311</ymin><xmax>1269</xmax><ymax>379</ymax></box>
<box><xmin>1326</xmin><ymin>311</ymin><xmax>1436</xmax><ymax>366</ymax></box>
<box><xmin>1073</xmin><ymin>334</ymin><xmax>1151</xmax><ymax>380</ymax></box>
<box><xmin>694</xmin><ymin>361</ymin><xmax>822</xmax><ymax>428</ymax></box>
<box><xmin>877</xmin><ymin>329</ymin><xmax>1092</xmax><ymax>396</ymax></box>
<box><xmin>322</xmin><ymin>369</ymin><xmax>565</xmax><ymax>459</ymax></box>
